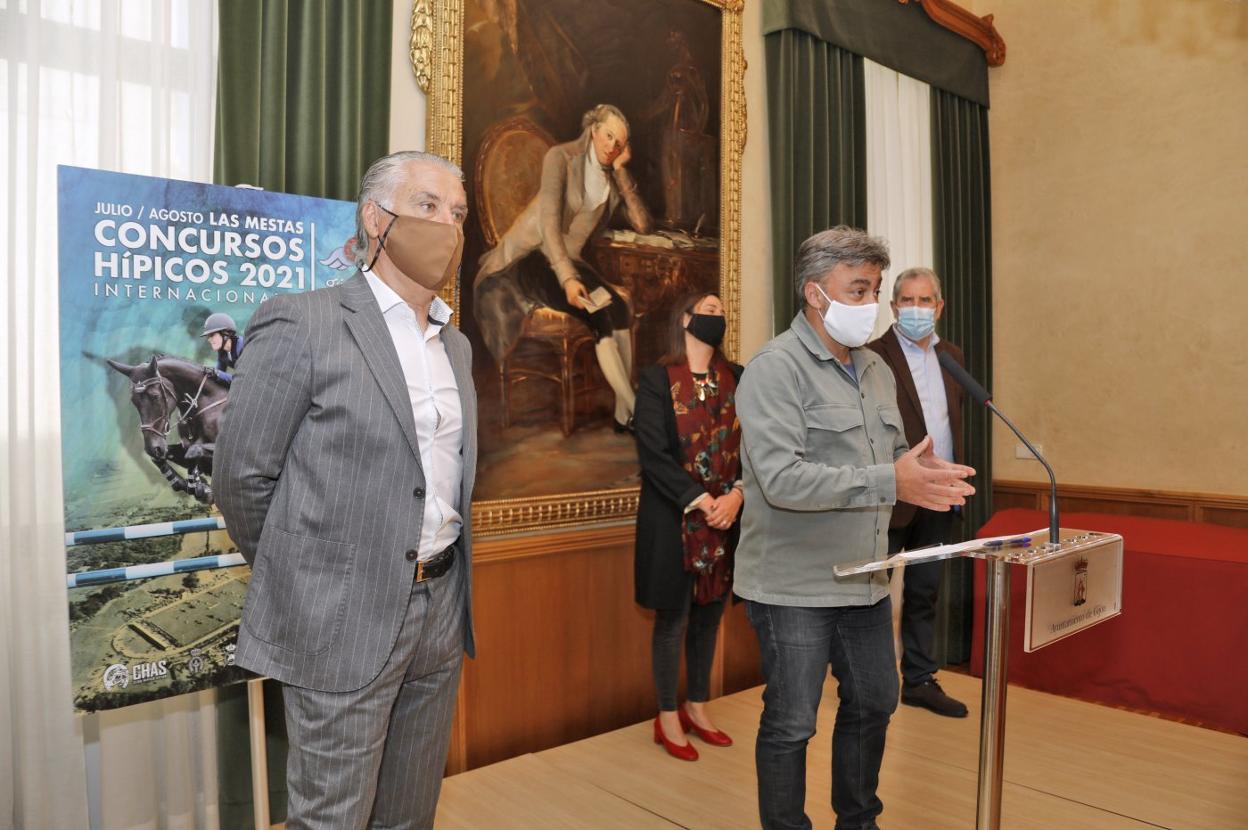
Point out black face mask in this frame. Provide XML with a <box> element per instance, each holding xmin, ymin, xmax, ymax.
<box><xmin>686</xmin><ymin>313</ymin><xmax>726</xmax><ymax>348</ymax></box>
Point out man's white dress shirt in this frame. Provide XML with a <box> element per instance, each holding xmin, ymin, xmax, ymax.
<box><xmin>895</xmin><ymin>324</ymin><xmax>955</xmax><ymax>463</ymax></box>
<box><xmin>365</xmin><ymin>270</ymin><xmax>463</xmax><ymax>560</ymax></box>
<box><xmin>583</xmin><ymin>151</ymin><xmax>611</xmax><ymax>210</ymax></box>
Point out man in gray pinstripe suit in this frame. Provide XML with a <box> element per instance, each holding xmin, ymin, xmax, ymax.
<box><xmin>216</xmin><ymin>150</ymin><xmax>477</xmax><ymax>829</ymax></box>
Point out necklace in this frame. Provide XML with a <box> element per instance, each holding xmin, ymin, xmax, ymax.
<box><xmin>691</xmin><ymin>369</ymin><xmax>718</xmax><ymax>402</ymax></box>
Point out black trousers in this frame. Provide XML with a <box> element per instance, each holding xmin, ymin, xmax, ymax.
<box><xmin>652</xmin><ymin>590</ymin><xmax>726</xmax><ymax>711</ymax></box>
<box><xmin>888</xmin><ymin>509</ymin><xmax>954</xmax><ymax>686</ymax></box>
<box><xmin>514</xmin><ymin>252</ymin><xmax>629</xmax><ymax>339</ymax></box>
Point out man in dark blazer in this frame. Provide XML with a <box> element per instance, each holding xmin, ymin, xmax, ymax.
<box><xmin>215</xmin><ymin>151</ymin><xmax>477</xmax><ymax>828</ymax></box>
<box><xmin>869</xmin><ymin>267</ymin><xmax>970</xmax><ymax>718</ymax></box>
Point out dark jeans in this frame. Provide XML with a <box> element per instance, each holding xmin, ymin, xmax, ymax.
<box><xmin>652</xmin><ymin>592</ymin><xmax>726</xmax><ymax>711</ymax></box>
<box><xmin>746</xmin><ymin>597</ymin><xmax>898</xmax><ymax>830</ymax></box>
<box><xmin>888</xmin><ymin>509</ymin><xmax>954</xmax><ymax>686</ymax></box>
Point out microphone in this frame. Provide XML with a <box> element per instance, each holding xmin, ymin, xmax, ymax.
<box><xmin>935</xmin><ymin>352</ymin><xmax>992</xmax><ymax>406</ymax></box>
<box><xmin>937</xmin><ymin>350</ymin><xmax>1059</xmax><ymax>545</ymax></box>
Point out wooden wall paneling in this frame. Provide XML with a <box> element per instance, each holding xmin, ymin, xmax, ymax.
<box><xmin>988</xmin><ymin>486</ymin><xmax>1041</xmax><ymax>512</ymax></box>
<box><xmin>1198</xmin><ymin>505</ymin><xmax>1248</xmax><ymax>529</ymax></box>
<box><xmin>993</xmin><ymin>480</ymin><xmax>1248</xmax><ymax>528</ymax></box>
<box><xmin>719</xmin><ymin>599</ymin><xmax>762</xmax><ymax>695</ymax></box>
<box><xmin>582</xmin><ymin>533</ymin><xmax>661</xmax><ymax>734</ymax></box>
<box><xmin>1055</xmin><ymin>494</ymin><xmax>1192</xmax><ymax>521</ymax></box>
<box><xmin>445</xmin><ymin>522</ymin><xmax>766</xmax><ymax>773</ymax></box>
<box><xmin>462</xmin><ymin>540</ymin><xmax>605</xmax><ymax>768</ymax></box>
<box><xmin>455</xmin><ymin>524</ymin><xmax>667</xmax><ymax>771</ymax></box>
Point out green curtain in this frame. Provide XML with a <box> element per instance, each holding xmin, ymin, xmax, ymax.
<box><xmin>213</xmin><ymin>1</ymin><xmax>393</xmax><ymax>824</ymax></box>
<box><xmin>214</xmin><ymin>0</ymin><xmax>393</xmax><ymax>199</ymax></box>
<box><xmin>762</xmin><ymin>0</ymin><xmax>988</xmax><ymax>107</ymax></box>
<box><xmin>765</xmin><ymin>29</ymin><xmax>866</xmax><ymax>332</ymax></box>
<box><xmin>931</xmin><ymin>87</ymin><xmax>993</xmax><ymax>666</ymax></box>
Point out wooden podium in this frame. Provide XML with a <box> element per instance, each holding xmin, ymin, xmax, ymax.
<box><xmin>837</xmin><ymin>527</ymin><xmax>1124</xmax><ymax>830</ymax></box>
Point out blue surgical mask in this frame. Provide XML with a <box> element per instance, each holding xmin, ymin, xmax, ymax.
<box><xmin>897</xmin><ymin>306</ymin><xmax>936</xmax><ymax>341</ymax></box>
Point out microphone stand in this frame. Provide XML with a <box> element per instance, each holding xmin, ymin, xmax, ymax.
<box><xmin>934</xmin><ymin>350</ymin><xmax>1061</xmax><ymax>544</ymax></box>
<box><xmin>934</xmin><ymin>349</ymin><xmax>1062</xmax><ymax>829</ymax></box>
<box><xmin>977</xmin><ymin>400</ymin><xmax>1061</xmax><ymax>829</ymax></box>
<box><xmin>986</xmin><ymin>401</ymin><xmax>1059</xmax><ymax>545</ymax></box>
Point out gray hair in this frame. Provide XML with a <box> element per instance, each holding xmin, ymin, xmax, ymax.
<box><xmin>794</xmin><ymin>226</ymin><xmax>891</xmax><ymax>305</ymax></box>
<box><xmin>581</xmin><ymin>103</ymin><xmax>630</xmax><ymax>135</ymax></box>
<box><xmin>892</xmin><ymin>266</ymin><xmax>943</xmax><ymax>303</ymax></box>
<box><xmin>352</xmin><ymin>150</ymin><xmax>464</xmax><ymax>268</ymax></box>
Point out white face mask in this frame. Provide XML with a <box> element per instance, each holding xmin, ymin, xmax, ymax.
<box><xmin>814</xmin><ymin>284</ymin><xmax>878</xmax><ymax>348</ymax></box>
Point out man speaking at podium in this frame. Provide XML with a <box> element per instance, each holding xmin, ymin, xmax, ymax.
<box><xmin>216</xmin><ymin>150</ymin><xmax>477</xmax><ymax>829</ymax></box>
<box><xmin>735</xmin><ymin>227</ymin><xmax>975</xmax><ymax>830</ymax></box>
<box><xmin>869</xmin><ymin>267</ymin><xmax>971</xmax><ymax>719</ymax></box>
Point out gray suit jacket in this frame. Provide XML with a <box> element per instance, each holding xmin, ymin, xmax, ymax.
<box><xmin>215</xmin><ymin>272</ymin><xmax>477</xmax><ymax>693</ymax></box>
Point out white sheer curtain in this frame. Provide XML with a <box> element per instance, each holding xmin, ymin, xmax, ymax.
<box><xmin>864</xmin><ymin>58</ymin><xmax>933</xmax><ymax>338</ymax></box>
<box><xmin>1</xmin><ymin>2</ymin><xmax>219</xmax><ymax>828</ymax></box>
<box><xmin>863</xmin><ymin>58</ymin><xmax>934</xmax><ymax>650</ymax></box>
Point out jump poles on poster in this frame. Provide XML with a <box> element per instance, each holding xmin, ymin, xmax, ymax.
<box><xmin>65</xmin><ymin>515</ymin><xmax>270</xmax><ymax>828</ymax></box>
<box><xmin>65</xmin><ymin>517</ymin><xmax>242</xmax><ymax>587</ymax></box>
<box><xmin>65</xmin><ymin>553</ymin><xmax>246</xmax><ymax>587</ymax></box>
<box><xmin>65</xmin><ymin>516</ymin><xmax>228</xmax><ymax>546</ymax></box>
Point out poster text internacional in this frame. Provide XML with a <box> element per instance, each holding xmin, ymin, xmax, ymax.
<box><xmin>57</xmin><ymin>165</ymin><xmax>357</xmax><ymax>712</ymax></box>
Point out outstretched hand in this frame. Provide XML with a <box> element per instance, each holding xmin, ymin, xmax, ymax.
<box><xmin>894</xmin><ymin>436</ymin><xmax>977</xmax><ymax>511</ymax></box>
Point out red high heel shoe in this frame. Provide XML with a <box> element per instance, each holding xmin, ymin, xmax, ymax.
<box><xmin>678</xmin><ymin>704</ymin><xmax>733</xmax><ymax>747</ymax></box>
<box><xmin>653</xmin><ymin>715</ymin><xmax>699</xmax><ymax>761</ymax></box>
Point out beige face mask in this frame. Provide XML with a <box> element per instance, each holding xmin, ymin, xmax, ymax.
<box><xmin>369</xmin><ymin>205</ymin><xmax>465</xmax><ymax>291</ymax></box>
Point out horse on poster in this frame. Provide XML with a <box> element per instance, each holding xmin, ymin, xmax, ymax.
<box><xmin>106</xmin><ymin>355</ymin><xmax>228</xmax><ymax>504</ymax></box>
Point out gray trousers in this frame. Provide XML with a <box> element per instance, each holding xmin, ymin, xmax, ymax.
<box><xmin>281</xmin><ymin>557</ymin><xmax>465</xmax><ymax>830</ymax></box>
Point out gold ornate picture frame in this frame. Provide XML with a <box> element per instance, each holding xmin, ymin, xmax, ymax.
<box><xmin>412</xmin><ymin>0</ymin><xmax>746</xmax><ymax>538</ymax></box>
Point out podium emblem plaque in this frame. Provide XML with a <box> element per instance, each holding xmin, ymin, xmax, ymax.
<box><xmin>1023</xmin><ymin>530</ymin><xmax>1124</xmax><ymax>652</ymax></box>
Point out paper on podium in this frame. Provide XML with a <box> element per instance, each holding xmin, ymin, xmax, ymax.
<box><xmin>833</xmin><ymin>530</ymin><xmax>1046</xmax><ymax>577</ymax></box>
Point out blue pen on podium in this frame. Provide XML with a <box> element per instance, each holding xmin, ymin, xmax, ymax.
<box><xmin>982</xmin><ymin>536</ymin><xmax>1031</xmax><ymax>550</ymax></box>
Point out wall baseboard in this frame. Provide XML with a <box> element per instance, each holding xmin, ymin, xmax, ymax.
<box><xmin>992</xmin><ymin>480</ymin><xmax>1248</xmax><ymax>529</ymax></box>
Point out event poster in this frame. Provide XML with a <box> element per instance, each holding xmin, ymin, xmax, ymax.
<box><xmin>58</xmin><ymin>166</ymin><xmax>358</xmax><ymax>711</ymax></box>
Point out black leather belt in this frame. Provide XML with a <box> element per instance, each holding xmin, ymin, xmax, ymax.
<box><xmin>415</xmin><ymin>542</ymin><xmax>456</xmax><ymax>583</ymax></box>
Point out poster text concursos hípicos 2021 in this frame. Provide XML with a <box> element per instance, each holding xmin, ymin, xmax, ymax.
<box><xmin>58</xmin><ymin>165</ymin><xmax>357</xmax><ymax>712</ymax></box>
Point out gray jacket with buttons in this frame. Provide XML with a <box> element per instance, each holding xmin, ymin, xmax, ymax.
<box><xmin>734</xmin><ymin>312</ymin><xmax>909</xmax><ymax>607</ymax></box>
<box><xmin>215</xmin><ymin>273</ymin><xmax>478</xmax><ymax>693</ymax></box>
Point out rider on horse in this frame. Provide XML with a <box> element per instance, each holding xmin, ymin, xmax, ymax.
<box><xmin>201</xmin><ymin>312</ymin><xmax>245</xmax><ymax>385</ymax></box>
<box><xmin>107</xmin><ymin>353</ymin><xmax>230</xmax><ymax>505</ymax></box>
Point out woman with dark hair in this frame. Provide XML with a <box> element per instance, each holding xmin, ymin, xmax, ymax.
<box><xmin>634</xmin><ymin>292</ymin><xmax>744</xmax><ymax>761</ymax></box>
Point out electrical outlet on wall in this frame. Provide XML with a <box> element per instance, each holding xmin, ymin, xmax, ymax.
<box><xmin>1015</xmin><ymin>443</ymin><xmax>1044</xmax><ymax>460</ymax></box>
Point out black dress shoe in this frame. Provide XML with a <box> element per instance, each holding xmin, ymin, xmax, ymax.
<box><xmin>613</xmin><ymin>417</ymin><xmax>634</xmax><ymax>434</ymax></box>
<box><xmin>901</xmin><ymin>679</ymin><xmax>969</xmax><ymax>718</ymax></box>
